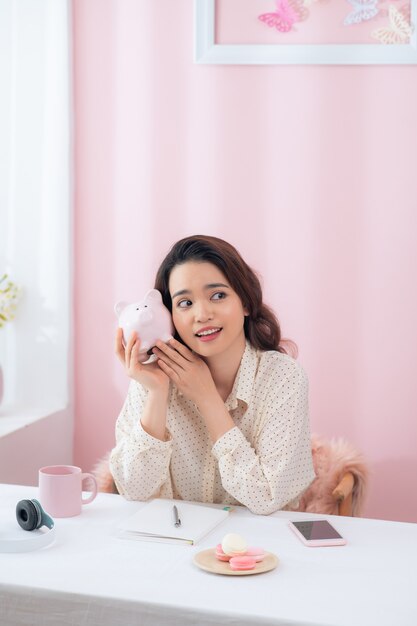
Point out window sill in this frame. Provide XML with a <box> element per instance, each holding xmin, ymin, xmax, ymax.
<box><xmin>0</xmin><ymin>405</ymin><xmax>67</xmax><ymax>437</ymax></box>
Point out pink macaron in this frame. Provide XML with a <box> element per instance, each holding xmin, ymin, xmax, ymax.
<box><xmin>229</xmin><ymin>556</ymin><xmax>257</xmax><ymax>571</ymax></box>
<box><xmin>215</xmin><ymin>544</ymin><xmax>231</xmax><ymax>562</ymax></box>
<box><xmin>246</xmin><ymin>547</ymin><xmax>266</xmax><ymax>562</ymax></box>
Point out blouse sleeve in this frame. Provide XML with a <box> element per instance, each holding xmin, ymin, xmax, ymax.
<box><xmin>211</xmin><ymin>365</ymin><xmax>316</xmax><ymax>515</ymax></box>
<box><xmin>109</xmin><ymin>381</ymin><xmax>173</xmax><ymax>501</ymax></box>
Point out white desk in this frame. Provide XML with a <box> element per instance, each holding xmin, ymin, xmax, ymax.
<box><xmin>0</xmin><ymin>484</ymin><xmax>416</xmax><ymax>626</ymax></box>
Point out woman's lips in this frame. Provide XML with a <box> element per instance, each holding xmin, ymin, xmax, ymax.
<box><xmin>196</xmin><ymin>329</ymin><xmax>222</xmax><ymax>342</ymax></box>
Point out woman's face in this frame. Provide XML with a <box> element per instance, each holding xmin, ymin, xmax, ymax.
<box><xmin>168</xmin><ymin>261</ymin><xmax>248</xmax><ymax>359</ymax></box>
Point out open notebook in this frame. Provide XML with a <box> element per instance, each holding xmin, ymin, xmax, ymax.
<box><xmin>117</xmin><ymin>498</ymin><xmax>230</xmax><ymax>545</ymax></box>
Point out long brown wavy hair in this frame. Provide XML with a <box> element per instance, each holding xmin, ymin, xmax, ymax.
<box><xmin>154</xmin><ymin>235</ymin><xmax>295</xmax><ymax>355</ymax></box>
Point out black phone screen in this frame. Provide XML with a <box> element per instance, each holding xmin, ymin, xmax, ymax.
<box><xmin>292</xmin><ymin>520</ymin><xmax>343</xmax><ymax>540</ymax></box>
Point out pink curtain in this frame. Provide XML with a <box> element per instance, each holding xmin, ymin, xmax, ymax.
<box><xmin>73</xmin><ymin>0</ymin><xmax>417</xmax><ymax>523</ymax></box>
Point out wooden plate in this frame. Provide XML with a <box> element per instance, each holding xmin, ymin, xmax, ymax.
<box><xmin>193</xmin><ymin>549</ymin><xmax>278</xmax><ymax>576</ymax></box>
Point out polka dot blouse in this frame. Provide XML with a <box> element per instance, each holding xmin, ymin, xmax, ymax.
<box><xmin>110</xmin><ymin>341</ymin><xmax>316</xmax><ymax>515</ymax></box>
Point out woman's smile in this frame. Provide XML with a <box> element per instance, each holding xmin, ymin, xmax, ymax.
<box><xmin>195</xmin><ymin>326</ymin><xmax>223</xmax><ymax>341</ymax></box>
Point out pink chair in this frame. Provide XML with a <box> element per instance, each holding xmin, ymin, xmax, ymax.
<box><xmin>93</xmin><ymin>435</ymin><xmax>369</xmax><ymax>516</ymax></box>
<box><xmin>292</xmin><ymin>435</ymin><xmax>369</xmax><ymax>516</ymax></box>
<box><xmin>93</xmin><ymin>451</ymin><xmax>118</xmax><ymax>494</ymax></box>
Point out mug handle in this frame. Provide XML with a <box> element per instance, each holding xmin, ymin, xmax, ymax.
<box><xmin>81</xmin><ymin>473</ymin><xmax>98</xmax><ymax>505</ymax></box>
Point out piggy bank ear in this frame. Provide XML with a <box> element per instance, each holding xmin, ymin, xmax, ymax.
<box><xmin>114</xmin><ymin>301</ymin><xmax>128</xmax><ymax>318</ymax></box>
<box><xmin>144</xmin><ymin>289</ymin><xmax>162</xmax><ymax>303</ymax></box>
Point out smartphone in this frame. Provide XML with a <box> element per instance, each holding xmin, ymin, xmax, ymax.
<box><xmin>289</xmin><ymin>520</ymin><xmax>347</xmax><ymax>547</ymax></box>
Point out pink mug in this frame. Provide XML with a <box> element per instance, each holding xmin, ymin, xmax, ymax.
<box><xmin>39</xmin><ymin>465</ymin><xmax>98</xmax><ymax>518</ymax></box>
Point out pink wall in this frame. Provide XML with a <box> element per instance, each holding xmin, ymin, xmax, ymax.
<box><xmin>73</xmin><ymin>0</ymin><xmax>417</xmax><ymax>523</ymax></box>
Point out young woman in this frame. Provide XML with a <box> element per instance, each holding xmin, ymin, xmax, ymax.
<box><xmin>110</xmin><ymin>235</ymin><xmax>315</xmax><ymax>515</ymax></box>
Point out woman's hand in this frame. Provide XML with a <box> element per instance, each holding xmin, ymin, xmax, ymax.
<box><xmin>152</xmin><ymin>338</ymin><xmax>219</xmax><ymax>407</ymax></box>
<box><xmin>115</xmin><ymin>328</ymin><xmax>170</xmax><ymax>395</ymax></box>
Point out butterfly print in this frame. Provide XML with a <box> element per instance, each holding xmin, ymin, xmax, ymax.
<box><xmin>258</xmin><ymin>0</ymin><xmax>309</xmax><ymax>33</ymax></box>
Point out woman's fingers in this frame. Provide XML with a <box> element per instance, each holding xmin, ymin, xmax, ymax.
<box><xmin>154</xmin><ymin>338</ymin><xmax>194</xmax><ymax>367</ymax></box>
<box><xmin>130</xmin><ymin>337</ymin><xmax>150</xmax><ymax>365</ymax></box>
<box><xmin>153</xmin><ymin>351</ymin><xmax>184</xmax><ymax>376</ymax></box>
<box><xmin>124</xmin><ymin>332</ymin><xmax>133</xmax><ymax>368</ymax></box>
<box><xmin>167</xmin><ymin>338</ymin><xmax>195</xmax><ymax>361</ymax></box>
<box><xmin>115</xmin><ymin>328</ymin><xmax>126</xmax><ymax>363</ymax></box>
<box><xmin>156</xmin><ymin>357</ymin><xmax>179</xmax><ymax>383</ymax></box>
<box><xmin>125</xmin><ymin>331</ymin><xmax>152</xmax><ymax>368</ymax></box>
<box><xmin>130</xmin><ymin>336</ymin><xmax>140</xmax><ymax>366</ymax></box>
<box><xmin>153</xmin><ymin>344</ymin><xmax>183</xmax><ymax>370</ymax></box>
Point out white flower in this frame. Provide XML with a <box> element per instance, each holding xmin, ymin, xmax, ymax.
<box><xmin>0</xmin><ymin>274</ymin><xmax>22</xmax><ymax>328</ymax></box>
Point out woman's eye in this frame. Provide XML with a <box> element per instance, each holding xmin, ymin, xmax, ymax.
<box><xmin>177</xmin><ymin>299</ymin><xmax>192</xmax><ymax>309</ymax></box>
<box><xmin>211</xmin><ymin>292</ymin><xmax>226</xmax><ymax>301</ymax></box>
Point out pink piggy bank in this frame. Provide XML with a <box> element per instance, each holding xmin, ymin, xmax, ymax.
<box><xmin>115</xmin><ymin>289</ymin><xmax>174</xmax><ymax>354</ymax></box>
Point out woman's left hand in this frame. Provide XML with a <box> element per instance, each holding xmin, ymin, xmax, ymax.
<box><xmin>152</xmin><ymin>338</ymin><xmax>219</xmax><ymax>407</ymax></box>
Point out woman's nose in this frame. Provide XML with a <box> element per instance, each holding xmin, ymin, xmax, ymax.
<box><xmin>194</xmin><ymin>301</ymin><xmax>213</xmax><ymax>322</ymax></box>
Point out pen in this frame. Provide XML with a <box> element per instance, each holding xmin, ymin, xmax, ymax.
<box><xmin>173</xmin><ymin>505</ymin><xmax>181</xmax><ymax>528</ymax></box>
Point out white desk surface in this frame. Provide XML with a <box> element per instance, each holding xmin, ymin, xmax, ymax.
<box><xmin>0</xmin><ymin>484</ymin><xmax>416</xmax><ymax>626</ymax></box>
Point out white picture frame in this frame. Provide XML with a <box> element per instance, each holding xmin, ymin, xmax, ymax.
<box><xmin>194</xmin><ymin>0</ymin><xmax>417</xmax><ymax>65</ymax></box>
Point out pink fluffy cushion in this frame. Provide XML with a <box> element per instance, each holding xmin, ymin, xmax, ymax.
<box><xmin>292</xmin><ymin>435</ymin><xmax>369</xmax><ymax>516</ymax></box>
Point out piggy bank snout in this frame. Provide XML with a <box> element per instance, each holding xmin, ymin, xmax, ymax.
<box><xmin>137</xmin><ymin>308</ymin><xmax>153</xmax><ymax>324</ymax></box>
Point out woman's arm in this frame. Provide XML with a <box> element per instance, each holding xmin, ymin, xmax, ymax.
<box><xmin>109</xmin><ymin>381</ymin><xmax>174</xmax><ymax>501</ymax></box>
<box><xmin>112</xmin><ymin>328</ymin><xmax>175</xmax><ymax>500</ymax></box>
<box><xmin>211</xmin><ymin>368</ymin><xmax>315</xmax><ymax>515</ymax></box>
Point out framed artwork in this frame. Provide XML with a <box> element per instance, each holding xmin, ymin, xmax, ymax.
<box><xmin>194</xmin><ymin>0</ymin><xmax>417</xmax><ymax>64</ymax></box>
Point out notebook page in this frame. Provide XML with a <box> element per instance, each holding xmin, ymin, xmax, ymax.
<box><xmin>118</xmin><ymin>499</ymin><xmax>229</xmax><ymax>544</ymax></box>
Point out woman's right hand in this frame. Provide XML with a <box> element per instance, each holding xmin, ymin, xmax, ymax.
<box><xmin>115</xmin><ymin>328</ymin><xmax>170</xmax><ymax>394</ymax></box>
